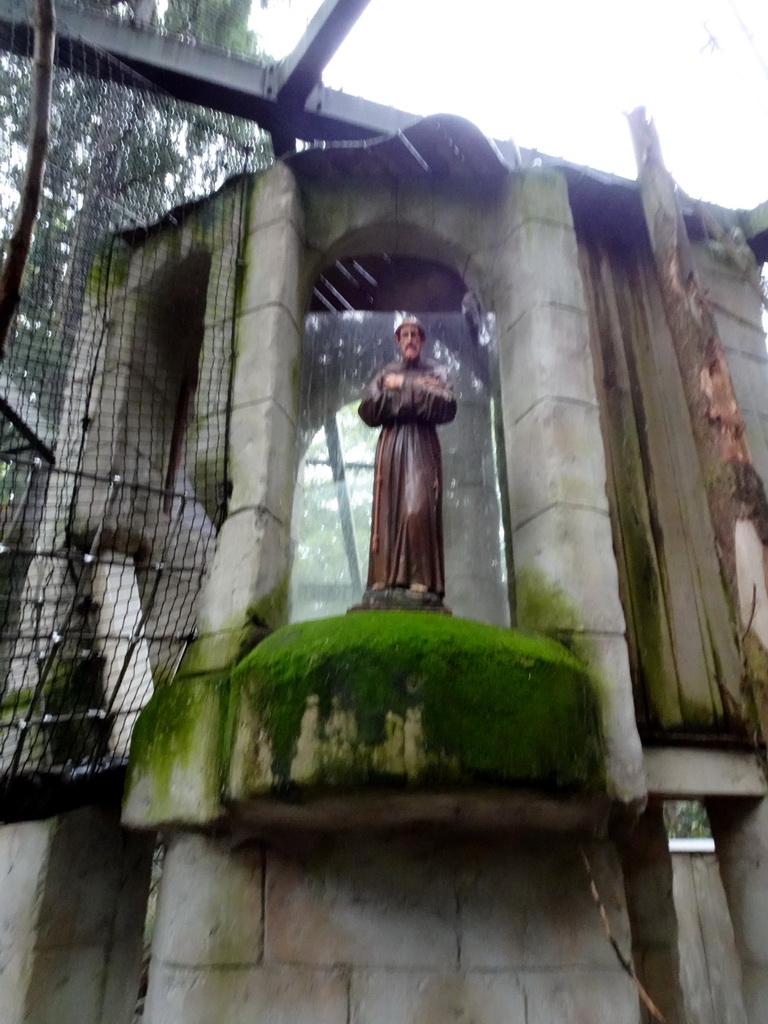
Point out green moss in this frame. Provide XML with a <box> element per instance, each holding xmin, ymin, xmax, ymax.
<box><xmin>516</xmin><ymin>566</ymin><xmax>582</xmax><ymax>635</ymax></box>
<box><xmin>86</xmin><ymin>238</ymin><xmax>131</xmax><ymax>297</ymax></box>
<box><xmin>230</xmin><ymin>612</ymin><xmax>605</xmax><ymax>792</ymax></box>
<box><xmin>233</xmin><ymin>173</ymin><xmax>260</xmax><ymax>325</ymax></box>
<box><xmin>743</xmin><ymin>633</ymin><xmax>768</xmax><ymax>738</ymax></box>
<box><xmin>125</xmin><ymin>673</ymin><xmax>228</xmax><ymax>822</ymax></box>
<box><xmin>247</xmin><ymin>573</ymin><xmax>289</xmax><ymax>632</ymax></box>
<box><xmin>0</xmin><ymin>685</ymin><xmax>33</xmax><ymax>713</ymax></box>
<box><xmin>515</xmin><ymin>567</ymin><xmax>600</xmax><ymax>670</ymax></box>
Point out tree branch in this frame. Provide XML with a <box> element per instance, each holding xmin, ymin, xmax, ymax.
<box><xmin>0</xmin><ymin>0</ymin><xmax>56</xmax><ymax>360</ymax></box>
<box><xmin>580</xmin><ymin>847</ymin><xmax>666</xmax><ymax>1022</ymax></box>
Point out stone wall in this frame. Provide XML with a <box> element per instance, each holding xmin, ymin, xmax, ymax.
<box><xmin>0</xmin><ymin>807</ymin><xmax>153</xmax><ymax>1024</ymax></box>
<box><xmin>144</xmin><ymin>830</ymin><xmax>640</xmax><ymax>1024</ymax></box>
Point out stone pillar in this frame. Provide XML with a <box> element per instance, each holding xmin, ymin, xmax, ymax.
<box><xmin>0</xmin><ymin>806</ymin><xmax>153</xmax><ymax>1024</ymax></box>
<box><xmin>187</xmin><ymin>162</ymin><xmax>303</xmax><ymax>669</ymax></box>
<box><xmin>442</xmin><ymin>390</ymin><xmax>509</xmax><ymax>626</ymax></box>
<box><xmin>123</xmin><ymin>164</ymin><xmax>304</xmax><ymax>827</ymax></box>
<box><xmin>491</xmin><ymin>169</ymin><xmax>644</xmax><ymax>805</ymax></box>
<box><xmin>144</xmin><ymin>830</ymin><xmax>640</xmax><ymax>1024</ymax></box>
<box><xmin>91</xmin><ymin>553</ymin><xmax>154</xmax><ymax>757</ymax></box>
<box><xmin>620</xmin><ymin>804</ymin><xmax>687</xmax><ymax>1023</ymax></box>
<box><xmin>707</xmin><ymin>797</ymin><xmax>768</xmax><ymax>1024</ymax></box>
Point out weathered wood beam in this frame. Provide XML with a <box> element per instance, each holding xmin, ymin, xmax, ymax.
<box><xmin>277</xmin><ymin>0</ymin><xmax>371</xmax><ymax>106</ymax></box>
<box><xmin>628</xmin><ymin>106</ymin><xmax>768</xmax><ymax>740</ymax></box>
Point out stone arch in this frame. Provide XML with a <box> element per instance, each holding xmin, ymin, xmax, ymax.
<box><xmin>292</xmin><ymin>204</ymin><xmax>510</xmax><ymax>627</ymax></box>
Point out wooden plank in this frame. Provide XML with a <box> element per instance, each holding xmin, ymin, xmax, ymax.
<box><xmin>635</xmin><ymin>258</ymin><xmax>739</xmax><ymax>724</ymax></box>
<box><xmin>690</xmin><ymin>856</ymin><xmax>748</xmax><ymax>1024</ymax></box>
<box><xmin>645</xmin><ymin>747</ymin><xmax>767</xmax><ymax>798</ymax></box>
<box><xmin>673</xmin><ymin>853</ymin><xmax>717</xmax><ymax>1024</ymax></box>
<box><xmin>579</xmin><ymin>242</ymin><xmax>683</xmax><ymax>728</ymax></box>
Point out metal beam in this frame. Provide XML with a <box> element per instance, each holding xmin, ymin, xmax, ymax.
<box><xmin>0</xmin><ymin>0</ymin><xmax>417</xmax><ymax>143</ymax></box>
<box><xmin>277</xmin><ymin>0</ymin><xmax>371</xmax><ymax>106</ymax></box>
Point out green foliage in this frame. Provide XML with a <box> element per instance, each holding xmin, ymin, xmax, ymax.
<box><xmin>165</xmin><ymin>0</ymin><xmax>260</xmax><ymax>54</ymax></box>
<box><xmin>291</xmin><ymin>404</ymin><xmax>376</xmax><ymax>620</ymax></box>
<box><xmin>664</xmin><ymin>799</ymin><xmax>712</xmax><ymax>839</ymax></box>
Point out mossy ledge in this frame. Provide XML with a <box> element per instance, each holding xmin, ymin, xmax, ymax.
<box><xmin>124</xmin><ymin>613</ymin><xmax>608</xmax><ymax>827</ymax></box>
<box><xmin>227</xmin><ymin>612</ymin><xmax>606</xmax><ymax>798</ymax></box>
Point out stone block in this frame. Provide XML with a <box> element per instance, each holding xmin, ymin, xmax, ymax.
<box><xmin>490</xmin><ymin>219</ymin><xmax>587</xmax><ymax>331</ymax></box>
<box><xmin>580</xmin><ymin>633</ymin><xmax>645</xmax><ymax>804</ymax></box>
<box><xmin>0</xmin><ymin>820</ymin><xmax>53</xmax><ymax>1021</ymax></box>
<box><xmin>196</xmin><ymin>509</ymin><xmax>290</xmax><ymax>634</ymax></box>
<box><xmin>742</xmin><ymin>966</ymin><xmax>768</xmax><ymax>1024</ymax></box>
<box><xmin>152</xmin><ymin>834</ymin><xmax>263</xmax><ymax>968</ymax></box>
<box><xmin>743</xmin><ymin>411</ymin><xmax>768</xmax><ymax>487</ymax></box>
<box><xmin>720</xmin><ymin>316</ymin><xmax>768</xmax><ymax>359</ymax></box>
<box><xmin>248</xmin><ymin>163</ymin><xmax>304</xmax><ymax>237</ymax></box>
<box><xmin>446</xmin><ymin>573</ymin><xmax>511</xmax><ymax>627</ymax></box>
<box><xmin>240</xmin><ymin>219</ymin><xmax>302</xmax><ymax>318</ymax></box>
<box><xmin>25</xmin><ymin>946</ymin><xmax>106</xmax><ymax>1024</ymax></box>
<box><xmin>196</xmin><ymin>322</ymin><xmax>232</xmax><ymax>403</ymax></box>
<box><xmin>430</xmin><ymin>188</ymin><xmax>509</xmax><ymax>262</ymax></box>
<box><xmin>35</xmin><ymin>809</ymin><xmax>124</xmax><ymax>949</ymax></box>
<box><xmin>508</xmin><ymin>399</ymin><xmax>609</xmax><ymax>529</ymax></box>
<box><xmin>457</xmin><ymin>836</ymin><xmax>630</xmax><ymax>970</ymax></box>
<box><xmin>0</xmin><ymin>819</ymin><xmax>52</xmax><ymax>948</ymax></box>
<box><xmin>122</xmin><ymin>676</ymin><xmax>227</xmax><ymax>828</ymax></box>
<box><xmin>264</xmin><ymin>835</ymin><xmax>458</xmax><ymax>969</ymax></box>
<box><xmin>513</xmin><ymin>505</ymin><xmax>626</xmax><ymax>634</ymax></box>
<box><xmin>744</xmin><ymin>355</ymin><xmax>768</xmax><ymax>418</ymax></box>
<box><xmin>301</xmin><ymin>180</ymin><xmax>397</xmax><ymax>256</ymax></box>
<box><xmin>233</xmin><ymin>304</ymin><xmax>301</xmax><ymax>423</ymax></box>
<box><xmin>228</xmin><ymin>399</ymin><xmax>297</xmax><ymax>523</ymax></box>
<box><xmin>144</xmin><ymin>963</ymin><xmax>347</xmax><ymax>1024</ymax></box>
<box><xmin>500</xmin><ymin>303</ymin><xmax>596</xmax><ymax>425</ymax></box>
<box><xmin>509</xmin><ymin>169</ymin><xmax>574</xmax><ymax>231</ymax></box>
<box><xmin>695</xmin><ymin>245</ymin><xmax>764</xmax><ymax>330</ymax></box>
<box><xmin>350</xmin><ymin>969</ymin><xmax>526</xmax><ymax>1024</ymax></box>
<box><xmin>0</xmin><ymin>811</ymin><xmax>151</xmax><ymax>1024</ymax></box>
<box><xmin>522</xmin><ymin>969</ymin><xmax>640</xmax><ymax>1023</ymax></box>
<box><xmin>725</xmin><ymin>349</ymin><xmax>760</xmax><ymax>416</ymax></box>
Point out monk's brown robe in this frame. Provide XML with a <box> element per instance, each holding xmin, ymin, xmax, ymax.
<box><xmin>358</xmin><ymin>357</ymin><xmax>456</xmax><ymax>596</ymax></box>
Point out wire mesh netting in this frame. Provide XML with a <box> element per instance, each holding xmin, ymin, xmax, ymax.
<box><xmin>0</xmin><ymin>2</ymin><xmax>272</xmax><ymax>816</ymax></box>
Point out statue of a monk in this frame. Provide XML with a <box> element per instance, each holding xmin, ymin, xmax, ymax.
<box><xmin>358</xmin><ymin>315</ymin><xmax>457</xmax><ymax>608</ymax></box>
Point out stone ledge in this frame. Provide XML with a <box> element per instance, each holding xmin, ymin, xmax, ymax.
<box><xmin>227</xmin><ymin>789</ymin><xmax>612</xmax><ymax>835</ymax></box>
<box><xmin>124</xmin><ymin>613</ymin><xmax>610</xmax><ymax>832</ymax></box>
<box><xmin>644</xmin><ymin>746</ymin><xmax>767</xmax><ymax>798</ymax></box>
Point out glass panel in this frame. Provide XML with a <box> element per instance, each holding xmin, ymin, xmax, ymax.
<box><xmin>290</xmin><ymin>311</ymin><xmax>510</xmax><ymax>626</ymax></box>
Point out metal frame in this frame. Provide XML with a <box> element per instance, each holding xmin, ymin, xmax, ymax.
<box><xmin>0</xmin><ymin>0</ymin><xmax>416</xmax><ymax>153</ymax></box>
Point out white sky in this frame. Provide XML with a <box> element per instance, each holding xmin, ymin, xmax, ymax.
<box><xmin>253</xmin><ymin>0</ymin><xmax>768</xmax><ymax>211</ymax></box>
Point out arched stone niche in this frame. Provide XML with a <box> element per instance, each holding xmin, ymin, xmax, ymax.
<box><xmin>133</xmin><ymin>159</ymin><xmax>646</xmax><ymax>829</ymax></box>
<box><xmin>290</xmin><ymin>271</ymin><xmax>510</xmax><ymax>625</ymax></box>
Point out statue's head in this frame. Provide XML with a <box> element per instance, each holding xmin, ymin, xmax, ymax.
<box><xmin>395</xmin><ymin>315</ymin><xmax>425</xmax><ymax>364</ymax></box>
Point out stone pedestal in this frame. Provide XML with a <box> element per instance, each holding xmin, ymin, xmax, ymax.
<box><xmin>144</xmin><ymin>830</ymin><xmax>640</xmax><ymax>1024</ymax></box>
<box><xmin>0</xmin><ymin>806</ymin><xmax>153</xmax><ymax>1024</ymax></box>
<box><xmin>707</xmin><ymin>797</ymin><xmax>768</xmax><ymax>1024</ymax></box>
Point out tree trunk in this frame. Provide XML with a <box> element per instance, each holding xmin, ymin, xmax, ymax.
<box><xmin>0</xmin><ymin>0</ymin><xmax>55</xmax><ymax>359</ymax></box>
<box><xmin>627</xmin><ymin>106</ymin><xmax>768</xmax><ymax>740</ymax></box>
